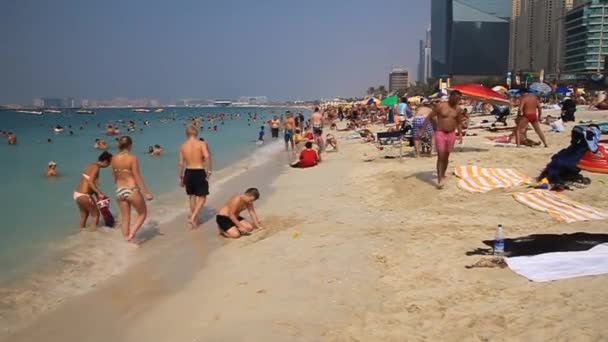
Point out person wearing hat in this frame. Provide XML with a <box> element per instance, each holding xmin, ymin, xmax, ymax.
<box><xmin>46</xmin><ymin>161</ymin><xmax>58</xmax><ymax>177</ymax></box>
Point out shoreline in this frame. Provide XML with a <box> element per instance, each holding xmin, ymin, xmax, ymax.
<box><xmin>4</xmin><ymin>111</ymin><xmax>608</xmax><ymax>341</ymax></box>
<box><xmin>0</xmin><ymin>138</ymin><xmax>291</xmax><ymax>337</ymax></box>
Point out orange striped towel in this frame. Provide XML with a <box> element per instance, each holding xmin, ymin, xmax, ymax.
<box><xmin>454</xmin><ymin>165</ymin><xmax>532</xmax><ymax>193</ymax></box>
<box><xmin>513</xmin><ymin>189</ymin><xmax>608</xmax><ymax>223</ymax></box>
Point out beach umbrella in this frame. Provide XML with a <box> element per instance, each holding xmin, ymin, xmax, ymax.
<box><xmin>529</xmin><ymin>82</ymin><xmax>552</xmax><ymax>95</ymax></box>
<box><xmin>381</xmin><ymin>95</ymin><xmax>398</xmax><ymax>106</ymax></box>
<box><xmin>449</xmin><ymin>84</ymin><xmax>509</xmax><ymax>104</ymax></box>
<box><xmin>407</xmin><ymin>95</ymin><xmax>423</xmax><ymax>104</ymax></box>
<box><xmin>366</xmin><ymin>98</ymin><xmax>380</xmax><ymax>106</ymax></box>
<box><xmin>555</xmin><ymin>86</ymin><xmax>570</xmax><ymax>95</ymax></box>
<box><xmin>492</xmin><ymin>86</ymin><xmax>508</xmax><ymax>94</ymax></box>
<box><xmin>507</xmin><ymin>88</ymin><xmax>521</xmax><ymax>96</ymax></box>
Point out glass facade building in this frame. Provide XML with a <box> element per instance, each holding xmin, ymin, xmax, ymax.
<box><xmin>431</xmin><ymin>0</ymin><xmax>510</xmax><ymax>77</ymax></box>
<box><xmin>564</xmin><ymin>0</ymin><xmax>608</xmax><ymax>73</ymax></box>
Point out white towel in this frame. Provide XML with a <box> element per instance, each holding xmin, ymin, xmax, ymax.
<box><xmin>505</xmin><ymin>244</ymin><xmax>608</xmax><ymax>282</ymax></box>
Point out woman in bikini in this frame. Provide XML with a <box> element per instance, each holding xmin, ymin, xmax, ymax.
<box><xmin>111</xmin><ymin>136</ymin><xmax>153</xmax><ymax>244</ymax></box>
<box><xmin>74</xmin><ymin>151</ymin><xmax>113</xmax><ymax>230</ymax></box>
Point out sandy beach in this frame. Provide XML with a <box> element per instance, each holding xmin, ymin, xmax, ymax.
<box><xmin>4</xmin><ymin>111</ymin><xmax>608</xmax><ymax>341</ymax></box>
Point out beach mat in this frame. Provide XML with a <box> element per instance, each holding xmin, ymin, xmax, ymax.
<box><xmin>454</xmin><ymin>165</ymin><xmax>531</xmax><ymax>193</ymax></box>
<box><xmin>505</xmin><ymin>243</ymin><xmax>608</xmax><ymax>282</ymax></box>
<box><xmin>512</xmin><ymin>189</ymin><xmax>608</xmax><ymax>223</ymax></box>
<box><xmin>469</xmin><ymin>232</ymin><xmax>608</xmax><ymax>257</ymax></box>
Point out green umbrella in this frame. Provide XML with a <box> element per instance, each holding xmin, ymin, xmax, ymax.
<box><xmin>381</xmin><ymin>95</ymin><xmax>398</xmax><ymax>106</ymax></box>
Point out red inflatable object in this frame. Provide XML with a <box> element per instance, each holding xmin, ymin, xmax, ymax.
<box><xmin>577</xmin><ymin>145</ymin><xmax>608</xmax><ymax>174</ymax></box>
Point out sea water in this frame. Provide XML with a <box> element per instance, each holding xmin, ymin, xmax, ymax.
<box><xmin>0</xmin><ymin>107</ymin><xmax>302</xmax><ymax>287</ymax></box>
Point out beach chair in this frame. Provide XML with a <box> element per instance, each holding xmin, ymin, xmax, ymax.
<box><xmin>376</xmin><ymin>131</ymin><xmax>404</xmax><ymax>159</ymax></box>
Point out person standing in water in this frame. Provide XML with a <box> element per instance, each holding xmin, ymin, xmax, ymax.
<box><xmin>74</xmin><ymin>151</ymin><xmax>113</xmax><ymax>229</ymax></box>
<box><xmin>178</xmin><ymin>126</ymin><xmax>212</xmax><ymax>229</ymax></box>
<box><xmin>517</xmin><ymin>89</ymin><xmax>548</xmax><ymax>148</ymax></box>
<box><xmin>111</xmin><ymin>136</ymin><xmax>153</xmax><ymax>244</ymax></box>
<box><xmin>270</xmin><ymin>115</ymin><xmax>280</xmax><ymax>139</ymax></box>
<box><xmin>283</xmin><ymin>112</ymin><xmax>296</xmax><ymax>151</ymax></box>
<box><xmin>418</xmin><ymin>90</ymin><xmax>464</xmax><ymax>189</ymax></box>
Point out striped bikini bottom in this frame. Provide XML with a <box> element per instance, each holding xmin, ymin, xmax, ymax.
<box><xmin>116</xmin><ymin>187</ymin><xmax>139</xmax><ymax>201</ymax></box>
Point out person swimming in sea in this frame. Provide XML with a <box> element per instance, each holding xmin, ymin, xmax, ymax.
<box><xmin>95</xmin><ymin>138</ymin><xmax>108</xmax><ymax>150</ymax></box>
<box><xmin>73</xmin><ymin>151</ymin><xmax>113</xmax><ymax>229</ymax></box>
<box><xmin>216</xmin><ymin>188</ymin><xmax>262</xmax><ymax>238</ymax></box>
<box><xmin>6</xmin><ymin>132</ymin><xmax>16</xmax><ymax>145</ymax></box>
<box><xmin>46</xmin><ymin>161</ymin><xmax>58</xmax><ymax>177</ymax></box>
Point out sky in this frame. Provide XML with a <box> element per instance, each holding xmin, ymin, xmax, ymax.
<box><xmin>0</xmin><ymin>0</ymin><xmax>430</xmax><ymax>104</ymax></box>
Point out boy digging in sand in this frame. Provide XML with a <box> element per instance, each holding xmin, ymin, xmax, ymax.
<box><xmin>216</xmin><ymin>188</ymin><xmax>263</xmax><ymax>238</ymax></box>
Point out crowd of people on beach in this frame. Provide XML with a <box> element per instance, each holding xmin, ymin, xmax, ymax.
<box><xmin>3</xmin><ymin>88</ymin><xmax>601</xmax><ymax>244</ymax></box>
<box><xmin>4</xmin><ymin>109</ymin><xmax>334</xmax><ymax>244</ymax></box>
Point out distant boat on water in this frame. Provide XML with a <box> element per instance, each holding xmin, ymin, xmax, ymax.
<box><xmin>132</xmin><ymin>108</ymin><xmax>151</xmax><ymax>113</ymax></box>
<box><xmin>154</xmin><ymin>108</ymin><xmax>165</xmax><ymax>113</ymax></box>
<box><xmin>214</xmin><ymin>100</ymin><xmax>232</xmax><ymax>107</ymax></box>
<box><xmin>76</xmin><ymin>109</ymin><xmax>95</xmax><ymax>114</ymax></box>
<box><xmin>16</xmin><ymin>110</ymin><xmax>43</xmax><ymax>115</ymax></box>
<box><xmin>44</xmin><ymin>109</ymin><xmax>62</xmax><ymax>114</ymax></box>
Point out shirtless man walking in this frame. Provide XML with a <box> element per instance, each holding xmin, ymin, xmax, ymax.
<box><xmin>517</xmin><ymin>89</ymin><xmax>548</xmax><ymax>148</ymax></box>
<box><xmin>283</xmin><ymin>112</ymin><xmax>296</xmax><ymax>151</ymax></box>
<box><xmin>178</xmin><ymin>125</ymin><xmax>213</xmax><ymax>229</ymax></box>
<box><xmin>419</xmin><ymin>90</ymin><xmax>463</xmax><ymax>189</ymax></box>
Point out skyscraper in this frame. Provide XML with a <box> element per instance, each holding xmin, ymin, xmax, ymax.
<box><xmin>430</xmin><ymin>0</ymin><xmax>510</xmax><ymax>78</ymax></box>
<box><xmin>564</xmin><ymin>0</ymin><xmax>608</xmax><ymax>73</ymax></box>
<box><xmin>458</xmin><ymin>0</ymin><xmax>512</xmax><ymax>18</ymax></box>
<box><xmin>389</xmin><ymin>66</ymin><xmax>409</xmax><ymax>93</ymax></box>
<box><xmin>509</xmin><ymin>0</ymin><xmax>574</xmax><ymax>73</ymax></box>
<box><xmin>431</xmin><ymin>0</ymin><xmax>453</xmax><ymax>78</ymax></box>
<box><xmin>418</xmin><ymin>39</ymin><xmax>425</xmax><ymax>82</ymax></box>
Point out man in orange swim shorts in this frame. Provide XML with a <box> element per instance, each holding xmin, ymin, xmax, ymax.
<box><xmin>419</xmin><ymin>90</ymin><xmax>464</xmax><ymax>189</ymax></box>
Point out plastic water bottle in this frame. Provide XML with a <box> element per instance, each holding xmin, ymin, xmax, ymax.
<box><xmin>494</xmin><ymin>224</ymin><xmax>505</xmax><ymax>257</ymax></box>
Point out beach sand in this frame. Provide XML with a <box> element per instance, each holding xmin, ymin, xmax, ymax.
<box><xmin>4</xmin><ymin>111</ymin><xmax>608</xmax><ymax>341</ymax></box>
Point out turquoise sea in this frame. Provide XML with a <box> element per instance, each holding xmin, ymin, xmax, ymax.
<box><xmin>0</xmin><ymin>107</ymin><xmax>304</xmax><ymax>289</ymax></box>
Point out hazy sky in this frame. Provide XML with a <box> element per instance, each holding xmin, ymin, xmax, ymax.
<box><xmin>0</xmin><ymin>0</ymin><xmax>430</xmax><ymax>104</ymax></box>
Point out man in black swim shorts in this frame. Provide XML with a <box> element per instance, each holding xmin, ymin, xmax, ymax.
<box><xmin>216</xmin><ymin>188</ymin><xmax>262</xmax><ymax>238</ymax></box>
<box><xmin>179</xmin><ymin>126</ymin><xmax>212</xmax><ymax>229</ymax></box>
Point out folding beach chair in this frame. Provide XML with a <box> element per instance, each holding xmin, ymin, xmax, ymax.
<box><xmin>376</xmin><ymin>131</ymin><xmax>404</xmax><ymax>159</ymax></box>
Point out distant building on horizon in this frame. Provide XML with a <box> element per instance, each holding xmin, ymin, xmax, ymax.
<box><xmin>389</xmin><ymin>66</ymin><xmax>409</xmax><ymax>93</ymax></box>
<box><xmin>237</xmin><ymin>96</ymin><xmax>268</xmax><ymax>105</ymax></box>
<box><xmin>65</xmin><ymin>97</ymin><xmax>77</xmax><ymax>108</ymax></box>
<box><xmin>33</xmin><ymin>98</ymin><xmax>43</xmax><ymax>107</ymax></box>
<box><xmin>42</xmin><ymin>98</ymin><xmax>63</xmax><ymax>108</ymax></box>
<box><xmin>431</xmin><ymin>0</ymin><xmax>510</xmax><ymax>78</ymax></box>
<box><xmin>417</xmin><ymin>27</ymin><xmax>433</xmax><ymax>83</ymax></box>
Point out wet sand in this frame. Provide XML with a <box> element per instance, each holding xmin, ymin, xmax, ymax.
<box><xmin>4</xmin><ymin>111</ymin><xmax>608</xmax><ymax>341</ymax></box>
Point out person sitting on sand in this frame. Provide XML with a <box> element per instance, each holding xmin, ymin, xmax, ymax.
<box><xmin>7</xmin><ymin>132</ymin><xmax>17</xmax><ymax>145</ymax></box>
<box><xmin>325</xmin><ymin>133</ymin><xmax>338</xmax><ymax>151</ymax></box>
<box><xmin>216</xmin><ymin>188</ymin><xmax>262</xmax><ymax>238</ymax></box>
<box><xmin>290</xmin><ymin>141</ymin><xmax>320</xmax><ymax>168</ymax></box>
<box><xmin>304</xmin><ymin>127</ymin><xmax>314</xmax><ymax>141</ymax></box>
<box><xmin>46</xmin><ymin>161</ymin><xmax>58</xmax><ymax>177</ymax></box>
